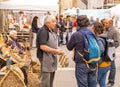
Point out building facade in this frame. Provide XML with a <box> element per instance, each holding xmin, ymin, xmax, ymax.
<box><xmin>59</xmin><ymin>0</ymin><xmax>120</xmax><ymax>14</ymax></box>
<box><xmin>59</xmin><ymin>0</ymin><xmax>86</xmax><ymax>14</ymax></box>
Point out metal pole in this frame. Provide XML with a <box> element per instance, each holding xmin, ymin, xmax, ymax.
<box><xmin>59</xmin><ymin>0</ymin><xmax>61</xmax><ymax>15</ymax></box>
<box><xmin>76</xmin><ymin>8</ymin><xmax>79</xmax><ymax>18</ymax></box>
<box><xmin>2</xmin><ymin>10</ymin><xmax>5</xmax><ymax>32</ymax></box>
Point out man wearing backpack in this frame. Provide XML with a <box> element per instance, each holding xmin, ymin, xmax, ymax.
<box><xmin>67</xmin><ymin>15</ymin><xmax>99</xmax><ymax>87</ymax></box>
<box><xmin>105</xmin><ymin>19</ymin><xmax>120</xmax><ymax>87</ymax></box>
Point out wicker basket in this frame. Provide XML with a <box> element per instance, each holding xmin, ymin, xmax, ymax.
<box><xmin>32</xmin><ymin>64</ymin><xmax>40</xmax><ymax>73</ymax></box>
<box><xmin>27</xmin><ymin>72</ymin><xmax>40</xmax><ymax>87</ymax></box>
<box><xmin>0</xmin><ymin>72</ymin><xmax>5</xmax><ymax>81</ymax></box>
<box><xmin>0</xmin><ymin>66</ymin><xmax>24</xmax><ymax>80</ymax></box>
<box><xmin>59</xmin><ymin>54</ymin><xmax>69</xmax><ymax>67</ymax></box>
<box><xmin>0</xmin><ymin>69</ymin><xmax>26</xmax><ymax>87</ymax></box>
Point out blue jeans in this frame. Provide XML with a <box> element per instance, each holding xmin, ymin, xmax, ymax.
<box><xmin>75</xmin><ymin>63</ymin><xmax>97</xmax><ymax>87</ymax></box>
<box><xmin>98</xmin><ymin>66</ymin><xmax>110</xmax><ymax>87</ymax></box>
<box><xmin>108</xmin><ymin>61</ymin><xmax>116</xmax><ymax>84</ymax></box>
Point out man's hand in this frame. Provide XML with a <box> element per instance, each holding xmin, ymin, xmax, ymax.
<box><xmin>54</xmin><ymin>49</ymin><xmax>64</xmax><ymax>55</ymax></box>
<box><xmin>40</xmin><ymin>45</ymin><xmax>64</xmax><ymax>55</ymax></box>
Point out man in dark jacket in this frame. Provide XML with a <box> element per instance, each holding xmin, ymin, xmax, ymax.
<box><xmin>67</xmin><ymin>15</ymin><xmax>97</xmax><ymax>87</ymax></box>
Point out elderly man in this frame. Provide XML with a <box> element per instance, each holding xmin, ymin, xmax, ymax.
<box><xmin>105</xmin><ymin>19</ymin><xmax>120</xmax><ymax>87</ymax></box>
<box><xmin>36</xmin><ymin>15</ymin><xmax>64</xmax><ymax>87</ymax></box>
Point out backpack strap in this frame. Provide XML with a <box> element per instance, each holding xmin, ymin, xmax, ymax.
<box><xmin>77</xmin><ymin>29</ymin><xmax>99</xmax><ymax>70</ymax></box>
<box><xmin>77</xmin><ymin>50</ymin><xmax>97</xmax><ymax>71</ymax></box>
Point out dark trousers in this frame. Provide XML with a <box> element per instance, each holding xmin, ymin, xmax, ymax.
<box><xmin>41</xmin><ymin>72</ymin><xmax>55</xmax><ymax>87</ymax></box>
<box><xmin>108</xmin><ymin>61</ymin><xmax>116</xmax><ymax>84</ymax></box>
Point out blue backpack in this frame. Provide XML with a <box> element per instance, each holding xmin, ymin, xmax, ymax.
<box><xmin>78</xmin><ymin>29</ymin><xmax>101</xmax><ymax>65</ymax></box>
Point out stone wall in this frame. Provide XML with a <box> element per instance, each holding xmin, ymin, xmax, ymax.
<box><xmin>59</xmin><ymin>0</ymin><xmax>72</xmax><ymax>14</ymax></box>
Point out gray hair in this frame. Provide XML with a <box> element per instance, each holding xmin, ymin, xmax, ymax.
<box><xmin>9</xmin><ymin>30</ymin><xmax>17</xmax><ymax>36</ymax></box>
<box><xmin>44</xmin><ymin>15</ymin><xmax>56</xmax><ymax>24</ymax></box>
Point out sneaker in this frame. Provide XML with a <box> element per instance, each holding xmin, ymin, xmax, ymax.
<box><xmin>107</xmin><ymin>83</ymin><xmax>114</xmax><ymax>87</ymax></box>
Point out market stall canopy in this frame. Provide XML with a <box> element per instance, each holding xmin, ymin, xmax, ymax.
<box><xmin>62</xmin><ymin>8</ymin><xmax>71</xmax><ymax>15</ymax></box>
<box><xmin>62</xmin><ymin>7</ymin><xmax>80</xmax><ymax>15</ymax></box>
<box><xmin>79</xmin><ymin>9</ymin><xmax>110</xmax><ymax>20</ymax></box>
<box><xmin>0</xmin><ymin>0</ymin><xmax>58</xmax><ymax>11</ymax></box>
<box><xmin>109</xmin><ymin>4</ymin><xmax>120</xmax><ymax>16</ymax></box>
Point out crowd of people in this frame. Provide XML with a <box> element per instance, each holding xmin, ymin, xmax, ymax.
<box><xmin>7</xmin><ymin>13</ymin><xmax>120</xmax><ymax>87</ymax></box>
<box><xmin>35</xmin><ymin>13</ymin><xmax>119</xmax><ymax>87</ymax></box>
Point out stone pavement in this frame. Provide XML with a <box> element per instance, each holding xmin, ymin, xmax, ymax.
<box><xmin>53</xmin><ymin>45</ymin><xmax>120</xmax><ymax>87</ymax></box>
<box><xmin>30</xmin><ymin>45</ymin><xmax>120</xmax><ymax>87</ymax></box>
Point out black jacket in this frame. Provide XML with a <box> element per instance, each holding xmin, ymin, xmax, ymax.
<box><xmin>31</xmin><ymin>21</ymin><xmax>39</xmax><ymax>33</ymax></box>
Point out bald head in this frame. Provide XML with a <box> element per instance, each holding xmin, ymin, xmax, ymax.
<box><xmin>106</xmin><ymin>18</ymin><xmax>113</xmax><ymax>27</ymax></box>
<box><xmin>103</xmin><ymin>18</ymin><xmax>113</xmax><ymax>30</ymax></box>
<box><xmin>108</xmin><ymin>19</ymin><xmax>113</xmax><ymax>25</ymax></box>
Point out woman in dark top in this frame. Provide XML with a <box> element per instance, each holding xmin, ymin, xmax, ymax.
<box><xmin>31</xmin><ymin>16</ymin><xmax>39</xmax><ymax>47</ymax></box>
